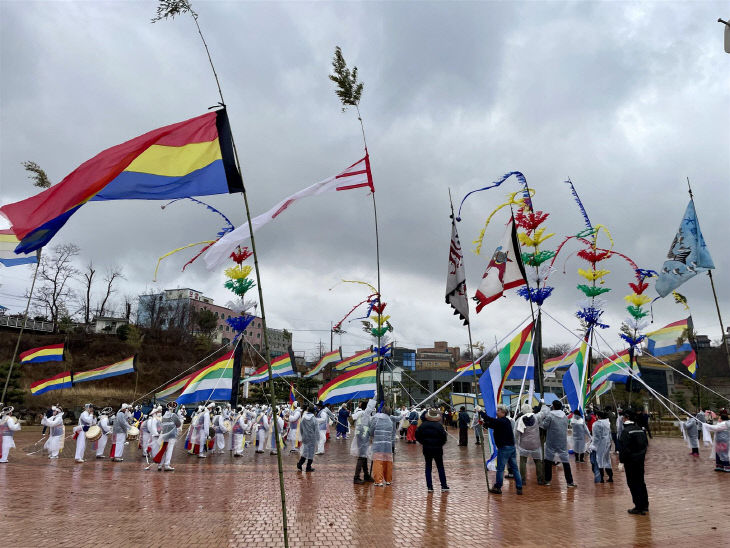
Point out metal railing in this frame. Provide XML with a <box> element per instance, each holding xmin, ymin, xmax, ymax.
<box><xmin>0</xmin><ymin>315</ymin><xmax>54</xmax><ymax>332</ymax></box>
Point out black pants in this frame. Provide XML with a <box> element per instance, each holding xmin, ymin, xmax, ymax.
<box><xmin>624</xmin><ymin>461</ymin><xmax>649</xmax><ymax>511</ymax></box>
<box><xmin>459</xmin><ymin>427</ymin><xmax>468</xmax><ymax>446</ymax></box>
<box><xmin>544</xmin><ymin>460</ymin><xmax>574</xmax><ymax>484</ymax></box>
<box><xmin>599</xmin><ymin>468</ymin><xmax>613</xmax><ymax>481</ymax></box>
<box><xmin>424</xmin><ymin>450</ymin><xmax>448</xmax><ymax>489</ymax></box>
<box><xmin>355</xmin><ymin>456</ymin><xmax>371</xmax><ymax>479</ymax></box>
<box><xmin>297</xmin><ymin>457</ymin><xmax>313</xmax><ymax>470</ymax></box>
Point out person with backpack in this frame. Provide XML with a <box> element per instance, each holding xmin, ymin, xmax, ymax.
<box><xmin>415</xmin><ymin>408</ymin><xmax>449</xmax><ymax>492</ymax></box>
<box><xmin>619</xmin><ymin>408</ymin><xmax>649</xmax><ymax>515</ymax></box>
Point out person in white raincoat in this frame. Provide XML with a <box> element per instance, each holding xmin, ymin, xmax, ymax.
<box><xmin>231</xmin><ymin>405</ymin><xmax>249</xmax><ymax>456</ymax></box>
<box><xmin>0</xmin><ymin>406</ymin><xmax>21</xmax><ymax>463</ymax></box>
<box><xmin>351</xmin><ymin>398</ymin><xmax>377</xmax><ymax>484</ymax></box>
<box><xmin>269</xmin><ymin>407</ymin><xmax>285</xmax><ymax>455</ymax></box>
<box><xmin>702</xmin><ymin>409</ymin><xmax>730</xmax><ymax>472</ymax></box>
<box><xmin>539</xmin><ymin>401</ymin><xmax>577</xmax><ymax>487</ymax></box>
<box><xmin>287</xmin><ymin>402</ymin><xmax>301</xmax><ymax>453</ymax></box>
<box><xmin>570</xmin><ymin>409</ymin><xmax>591</xmax><ymax>462</ymax></box>
<box><xmin>74</xmin><ymin>403</ymin><xmax>96</xmax><ymax>463</ymax></box>
<box><xmin>316</xmin><ymin>404</ymin><xmax>335</xmax><ymax>455</ymax></box>
<box><xmin>255</xmin><ymin>407</ymin><xmax>270</xmax><ymax>453</ymax></box>
<box><xmin>515</xmin><ymin>404</ymin><xmax>544</xmax><ymax>484</ymax></box>
<box><xmin>589</xmin><ymin>410</ymin><xmax>613</xmax><ymax>483</ymax></box>
<box><xmin>297</xmin><ymin>405</ymin><xmax>322</xmax><ymax>472</ymax></box>
<box><xmin>682</xmin><ymin>414</ymin><xmax>700</xmax><ymax>457</ymax></box>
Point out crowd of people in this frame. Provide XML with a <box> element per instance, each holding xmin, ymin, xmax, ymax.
<box><xmin>1</xmin><ymin>397</ymin><xmax>728</xmax><ymax>515</ymax></box>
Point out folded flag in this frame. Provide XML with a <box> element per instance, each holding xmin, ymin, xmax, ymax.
<box><xmin>0</xmin><ymin>229</ymin><xmax>38</xmax><ymax>267</ymax></box>
<box><xmin>445</xmin><ymin>215</ymin><xmax>470</xmax><ymax>325</ymax></box>
<box><xmin>204</xmin><ymin>154</ymin><xmax>374</xmax><ymax>268</ymax></box>
<box><xmin>645</xmin><ymin>318</ymin><xmax>692</xmax><ymax>356</ymax></box>
<box><xmin>682</xmin><ymin>350</ymin><xmax>697</xmax><ymax>378</ymax></box>
<box><xmin>289</xmin><ymin>385</ymin><xmax>296</xmax><ymax>406</ymax></box>
<box><xmin>590</xmin><ymin>381</ymin><xmax>614</xmax><ymax>400</ymax></box>
<box><xmin>304</xmin><ymin>348</ymin><xmax>343</xmax><ymax>378</ymax></box>
<box><xmin>474</xmin><ymin>218</ymin><xmax>527</xmax><ymax>313</ymax></box>
<box><xmin>0</xmin><ymin>109</ymin><xmax>243</xmax><ymax>253</ymax></box>
<box><xmin>655</xmin><ymin>200</ymin><xmax>714</xmax><ymax>297</ymax></box>
<box><xmin>73</xmin><ymin>356</ymin><xmax>135</xmax><ymax>384</ymax></box>
<box><xmin>318</xmin><ymin>363</ymin><xmax>377</xmax><ymax>404</ymax></box>
<box><xmin>562</xmin><ymin>339</ymin><xmax>589</xmax><ymax>413</ymax></box>
<box><xmin>30</xmin><ymin>371</ymin><xmax>73</xmax><ymax>395</ymax></box>
<box><xmin>19</xmin><ymin>343</ymin><xmax>64</xmax><ymax>364</ymax></box>
<box><xmin>156</xmin><ymin>371</ymin><xmax>195</xmax><ymax>401</ymax></box>
<box><xmin>456</xmin><ymin>361</ymin><xmax>482</xmax><ymax>377</ymax></box>
<box><xmin>334</xmin><ymin>349</ymin><xmax>373</xmax><ymax>371</ymax></box>
<box><xmin>176</xmin><ymin>351</ymin><xmax>235</xmax><ymax>405</ymax></box>
<box><xmin>244</xmin><ymin>353</ymin><xmax>296</xmax><ymax>384</ymax></box>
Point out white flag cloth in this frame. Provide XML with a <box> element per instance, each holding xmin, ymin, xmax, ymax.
<box><xmin>445</xmin><ymin>217</ymin><xmax>469</xmax><ymax>325</ymax></box>
<box><xmin>204</xmin><ymin>154</ymin><xmax>373</xmax><ymax>269</ymax></box>
<box><xmin>474</xmin><ymin>218</ymin><xmax>526</xmax><ymax>313</ymax></box>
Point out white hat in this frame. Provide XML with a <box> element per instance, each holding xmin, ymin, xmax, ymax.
<box><xmin>52</xmin><ymin>405</ymin><xmax>63</xmax><ymax>413</ymax></box>
<box><xmin>120</xmin><ymin>403</ymin><xmax>131</xmax><ymax>411</ymax></box>
<box><xmin>206</xmin><ymin>402</ymin><xmax>215</xmax><ymax>409</ymax></box>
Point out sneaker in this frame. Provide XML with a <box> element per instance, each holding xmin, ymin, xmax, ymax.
<box><xmin>364</xmin><ymin>476</ymin><xmax>375</xmax><ymax>483</ymax></box>
<box><xmin>724</xmin><ymin>467</ymin><xmax>730</xmax><ymax>473</ymax></box>
<box><xmin>488</xmin><ymin>487</ymin><xmax>502</xmax><ymax>494</ymax></box>
<box><xmin>270</xmin><ymin>451</ymin><xmax>277</xmax><ymax>455</ymax></box>
<box><xmin>374</xmin><ymin>482</ymin><xmax>385</xmax><ymax>487</ymax></box>
<box><xmin>544</xmin><ymin>482</ymin><xmax>551</xmax><ymax>486</ymax></box>
<box><xmin>158</xmin><ymin>465</ymin><xmax>163</xmax><ymax>471</ymax></box>
<box><xmin>96</xmin><ymin>455</ymin><xmax>105</xmax><ymax>459</ymax></box>
<box><xmin>164</xmin><ymin>465</ymin><xmax>175</xmax><ymax>471</ymax></box>
<box><xmin>567</xmin><ymin>483</ymin><xmax>578</xmax><ymax>488</ymax></box>
<box><xmin>628</xmin><ymin>508</ymin><xmax>645</xmax><ymax>515</ymax></box>
<box><xmin>427</xmin><ymin>487</ymin><xmax>434</xmax><ymax>493</ymax></box>
<box><xmin>305</xmin><ymin>467</ymin><xmax>315</xmax><ymax>472</ymax></box>
<box><xmin>385</xmin><ymin>482</ymin><xmax>391</xmax><ymax>485</ymax></box>
<box><xmin>506</xmin><ymin>473</ymin><xmax>515</xmax><ymax>479</ymax></box>
<box><xmin>714</xmin><ymin>467</ymin><xmax>724</xmax><ymax>472</ymax></box>
<box><xmin>353</xmin><ymin>478</ymin><xmax>365</xmax><ymax>484</ymax></box>
<box><xmin>75</xmin><ymin>459</ymin><xmax>84</xmax><ymax>463</ymax></box>
<box><xmin>516</xmin><ymin>489</ymin><xmax>523</xmax><ymax>495</ymax></box>
<box><xmin>198</xmin><ymin>454</ymin><xmax>206</xmax><ymax>458</ymax></box>
<box><xmin>441</xmin><ymin>486</ymin><xmax>450</xmax><ymax>491</ymax></box>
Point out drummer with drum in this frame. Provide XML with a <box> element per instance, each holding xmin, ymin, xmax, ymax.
<box><xmin>0</xmin><ymin>406</ymin><xmax>21</xmax><ymax>463</ymax></box>
<box><xmin>94</xmin><ymin>407</ymin><xmax>113</xmax><ymax>458</ymax></box>
<box><xmin>152</xmin><ymin>401</ymin><xmax>183</xmax><ymax>471</ymax></box>
<box><xmin>74</xmin><ymin>403</ymin><xmax>96</xmax><ymax>463</ymax></box>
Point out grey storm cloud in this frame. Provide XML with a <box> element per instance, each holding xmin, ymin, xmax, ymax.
<box><xmin>1</xmin><ymin>1</ymin><xmax>728</xmax><ymax>361</ymax></box>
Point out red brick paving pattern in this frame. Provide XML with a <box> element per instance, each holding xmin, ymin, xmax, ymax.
<box><xmin>2</xmin><ymin>428</ymin><xmax>728</xmax><ymax>547</ymax></box>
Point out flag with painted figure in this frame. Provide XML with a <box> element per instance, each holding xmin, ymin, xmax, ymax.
<box><xmin>655</xmin><ymin>200</ymin><xmax>714</xmax><ymax>298</ymax></box>
<box><xmin>176</xmin><ymin>351</ymin><xmax>235</xmax><ymax>404</ymax></box>
<box><xmin>645</xmin><ymin>318</ymin><xmax>693</xmax><ymax>356</ymax></box>
<box><xmin>445</xmin><ymin>215</ymin><xmax>470</xmax><ymax>325</ymax></box>
<box><xmin>478</xmin><ymin>322</ymin><xmax>534</xmax><ymax>469</ymax></box>
<box><xmin>562</xmin><ymin>339</ymin><xmax>589</xmax><ymax>412</ymax></box>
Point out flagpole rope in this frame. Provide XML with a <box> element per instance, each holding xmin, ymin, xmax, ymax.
<box><xmin>541</xmin><ymin>309</ymin><xmax>689</xmax><ymax>419</ymax></box>
<box><xmin>201</xmin><ymin>337</ymin><xmax>243</xmax><ymax>408</ymax></box>
<box><xmin>130</xmin><ymin>342</ymin><xmax>232</xmax><ymax>405</ymax></box>
<box><xmin>643</xmin><ymin>351</ymin><xmax>730</xmax><ymax>405</ymax></box>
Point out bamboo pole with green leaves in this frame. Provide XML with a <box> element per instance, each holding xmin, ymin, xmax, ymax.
<box><xmin>152</xmin><ymin>3</ymin><xmax>289</xmax><ymax>546</ymax></box>
<box><xmin>329</xmin><ymin>46</ymin><xmax>385</xmax><ymax>402</ymax></box>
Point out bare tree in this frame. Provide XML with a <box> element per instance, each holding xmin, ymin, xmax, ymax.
<box><xmin>80</xmin><ymin>262</ymin><xmax>96</xmax><ymax>324</ymax></box>
<box><xmin>34</xmin><ymin>244</ymin><xmax>80</xmax><ymax>331</ymax></box>
<box><xmin>97</xmin><ymin>266</ymin><xmax>124</xmax><ymax>318</ymax></box>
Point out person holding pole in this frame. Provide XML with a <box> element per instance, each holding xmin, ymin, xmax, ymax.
<box><xmin>415</xmin><ymin>408</ymin><xmax>450</xmax><ymax>493</ymax></box>
<box><xmin>480</xmin><ymin>404</ymin><xmax>523</xmax><ymax>495</ymax></box>
<box><xmin>619</xmin><ymin>408</ymin><xmax>649</xmax><ymax>515</ymax></box>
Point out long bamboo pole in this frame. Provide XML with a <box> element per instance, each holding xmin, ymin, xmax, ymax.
<box><xmin>186</xmin><ymin>11</ymin><xmax>289</xmax><ymax>548</ymax></box>
<box><xmin>2</xmin><ymin>249</ymin><xmax>42</xmax><ymax>403</ymax></box>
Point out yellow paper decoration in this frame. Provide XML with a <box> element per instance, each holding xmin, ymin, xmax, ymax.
<box><xmin>224</xmin><ymin>265</ymin><xmax>253</xmax><ymax>280</ymax></box>
<box><xmin>372</xmin><ymin>315</ymin><xmax>390</xmax><ymax>326</ymax></box>
<box><xmin>517</xmin><ymin>227</ymin><xmax>554</xmax><ymax>248</ymax></box>
<box><xmin>578</xmin><ymin>268</ymin><xmax>610</xmax><ymax>281</ymax></box>
<box><xmin>153</xmin><ymin>241</ymin><xmax>215</xmax><ymax>281</ymax></box>
<box><xmin>624</xmin><ymin>293</ymin><xmax>651</xmax><ymax>307</ymax></box>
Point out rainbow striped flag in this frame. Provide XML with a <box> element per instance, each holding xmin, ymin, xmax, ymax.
<box><xmin>341</xmin><ymin>359</ymin><xmax>379</xmax><ymax>372</ymax></box>
<box><xmin>562</xmin><ymin>339</ymin><xmax>589</xmax><ymax>412</ymax></box>
<box><xmin>544</xmin><ymin>346</ymin><xmax>581</xmax><ymax>373</ymax></box>
<box><xmin>1</xmin><ymin>110</ymin><xmax>243</xmax><ymax>253</ymax></box>
<box><xmin>682</xmin><ymin>350</ymin><xmax>697</xmax><ymax>378</ymax></box>
<box><xmin>645</xmin><ymin>319</ymin><xmax>692</xmax><ymax>356</ymax></box>
<box><xmin>30</xmin><ymin>371</ymin><xmax>73</xmax><ymax>395</ymax></box>
<box><xmin>19</xmin><ymin>343</ymin><xmax>64</xmax><ymax>364</ymax></box>
<box><xmin>0</xmin><ymin>229</ymin><xmax>38</xmax><ymax>267</ymax></box>
<box><xmin>303</xmin><ymin>349</ymin><xmax>342</xmax><ymax>378</ymax></box>
<box><xmin>334</xmin><ymin>349</ymin><xmax>373</xmax><ymax>371</ymax></box>
<box><xmin>590</xmin><ymin>380</ymin><xmax>614</xmax><ymax>400</ymax></box>
<box><xmin>73</xmin><ymin>356</ymin><xmax>135</xmax><ymax>384</ymax></box>
<box><xmin>318</xmin><ymin>364</ymin><xmax>377</xmax><ymax>404</ymax></box>
<box><xmin>478</xmin><ymin>322</ymin><xmax>534</xmax><ymax>469</ymax></box>
<box><xmin>176</xmin><ymin>351</ymin><xmax>235</xmax><ymax>405</ymax></box>
<box><xmin>244</xmin><ymin>353</ymin><xmax>295</xmax><ymax>384</ymax></box>
<box><xmin>156</xmin><ymin>372</ymin><xmax>196</xmax><ymax>401</ymax></box>
<box><xmin>591</xmin><ymin>349</ymin><xmax>637</xmax><ymax>388</ymax></box>
<box><xmin>455</xmin><ymin>361</ymin><xmax>482</xmax><ymax>376</ymax></box>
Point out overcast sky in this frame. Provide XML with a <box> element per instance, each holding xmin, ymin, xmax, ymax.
<box><xmin>1</xmin><ymin>1</ymin><xmax>728</xmax><ymax>362</ymax></box>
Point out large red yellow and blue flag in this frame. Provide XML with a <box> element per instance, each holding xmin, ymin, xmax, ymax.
<box><xmin>30</xmin><ymin>371</ymin><xmax>73</xmax><ymax>395</ymax></box>
<box><xmin>73</xmin><ymin>356</ymin><xmax>136</xmax><ymax>384</ymax></box>
<box><xmin>645</xmin><ymin>318</ymin><xmax>692</xmax><ymax>356</ymax></box>
<box><xmin>19</xmin><ymin>343</ymin><xmax>64</xmax><ymax>364</ymax></box>
<box><xmin>0</xmin><ymin>109</ymin><xmax>243</xmax><ymax>253</ymax></box>
<box><xmin>318</xmin><ymin>363</ymin><xmax>377</xmax><ymax>404</ymax></box>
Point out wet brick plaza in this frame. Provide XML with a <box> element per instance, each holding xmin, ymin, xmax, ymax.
<box><xmin>2</xmin><ymin>427</ymin><xmax>728</xmax><ymax>547</ymax></box>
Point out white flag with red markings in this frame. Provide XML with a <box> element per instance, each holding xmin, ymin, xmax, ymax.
<box><xmin>445</xmin><ymin>217</ymin><xmax>470</xmax><ymax>325</ymax></box>
<box><xmin>204</xmin><ymin>154</ymin><xmax>373</xmax><ymax>268</ymax></box>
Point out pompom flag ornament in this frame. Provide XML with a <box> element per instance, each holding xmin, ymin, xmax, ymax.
<box><xmin>223</xmin><ymin>246</ymin><xmax>257</xmax><ymax>336</ymax></box>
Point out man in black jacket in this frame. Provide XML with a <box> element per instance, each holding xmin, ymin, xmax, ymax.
<box><xmin>415</xmin><ymin>408</ymin><xmax>450</xmax><ymax>493</ymax></box>
<box><xmin>480</xmin><ymin>404</ymin><xmax>523</xmax><ymax>495</ymax></box>
<box><xmin>619</xmin><ymin>408</ymin><xmax>649</xmax><ymax>515</ymax></box>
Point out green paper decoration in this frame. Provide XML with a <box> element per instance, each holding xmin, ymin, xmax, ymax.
<box><xmin>627</xmin><ymin>305</ymin><xmax>649</xmax><ymax>319</ymax></box>
<box><xmin>577</xmin><ymin>284</ymin><xmax>611</xmax><ymax>297</ymax></box>
<box><xmin>371</xmin><ymin>326</ymin><xmax>389</xmax><ymax>337</ymax></box>
<box><xmin>522</xmin><ymin>250</ymin><xmax>556</xmax><ymax>267</ymax></box>
<box><xmin>224</xmin><ymin>277</ymin><xmax>256</xmax><ymax>297</ymax></box>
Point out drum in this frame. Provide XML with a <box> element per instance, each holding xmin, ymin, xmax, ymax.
<box><xmin>86</xmin><ymin>424</ymin><xmax>102</xmax><ymax>442</ymax></box>
<box><xmin>126</xmin><ymin>426</ymin><xmax>140</xmax><ymax>441</ymax></box>
<box><xmin>222</xmin><ymin>420</ymin><xmax>232</xmax><ymax>433</ymax></box>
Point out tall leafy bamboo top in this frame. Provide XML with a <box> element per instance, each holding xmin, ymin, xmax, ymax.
<box><xmin>22</xmin><ymin>161</ymin><xmax>50</xmax><ymax>188</ymax></box>
<box><xmin>329</xmin><ymin>46</ymin><xmax>364</xmax><ymax>111</ymax></box>
<box><xmin>151</xmin><ymin>0</ymin><xmax>197</xmax><ymax>22</ymax></box>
